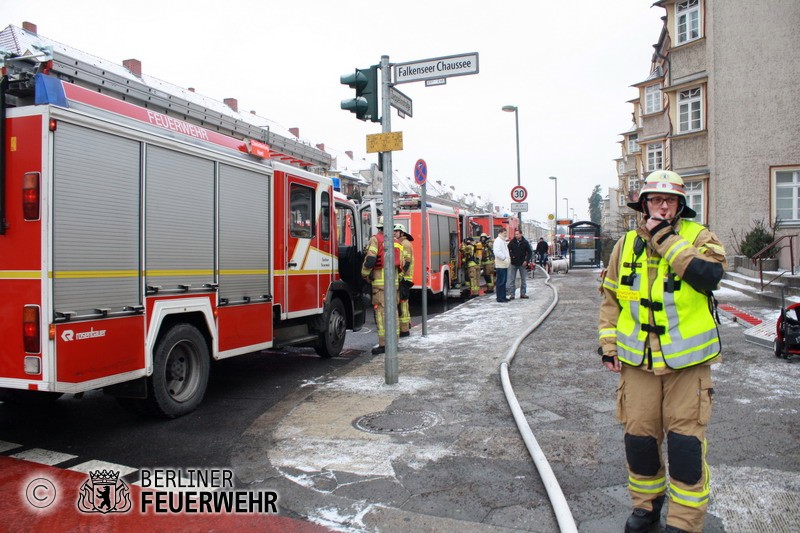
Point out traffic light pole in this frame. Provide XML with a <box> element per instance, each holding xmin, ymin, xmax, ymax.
<box><xmin>380</xmin><ymin>55</ymin><xmax>398</xmax><ymax>385</ymax></box>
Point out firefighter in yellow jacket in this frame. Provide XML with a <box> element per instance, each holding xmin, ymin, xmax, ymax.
<box><xmin>598</xmin><ymin>170</ymin><xmax>727</xmax><ymax>533</ymax></box>
<box><xmin>362</xmin><ymin>218</ymin><xmax>403</xmax><ymax>355</ymax></box>
<box><xmin>395</xmin><ymin>224</ymin><xmax>414</xmax><ymax>337</ymax></box>
<box><xmin>460</xmin><ymin>237</ymin><xmax>480</xmax><ymax>297</ymax></box>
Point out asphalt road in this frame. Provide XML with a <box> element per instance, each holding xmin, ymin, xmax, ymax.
<box><xmin>0</xmin><ymin>291</ymin><xmax>450</xmax><ymax>471</ymax></box>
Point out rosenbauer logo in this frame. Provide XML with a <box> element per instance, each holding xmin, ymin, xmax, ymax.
<box><xmin>61</xmin><ymin>328</ymin><xmax>106</xmax><ymax>342</ymax></box>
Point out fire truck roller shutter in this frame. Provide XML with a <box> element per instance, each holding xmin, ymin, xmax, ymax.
<box><xmin>145</xmin><ymin>146</ymin><xmax>215</xmax><ymax>292</ymax></box>
<box><xmin>53</xmin><ymin>123</ymin><xmax>141</xmax><ymax>317</ymax></box>
<box><xmin>218</xmin><ymin>164</ymin><xmax>271</xmax><ymax>303</ymax></box>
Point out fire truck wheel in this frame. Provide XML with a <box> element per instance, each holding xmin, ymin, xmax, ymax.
<box><xmin>315</xmin><ymin>298</ymin><xmax>347</xmax><ymax>358</ymax></box>
<box><xmin>147</xmin><ymin>324</ymin><xmax>210</xmax><ymax>418</ymax></box>
<box><xmin>440</xmin><ymin>273</ymin><xmax>450</xmax><ymax>303</ymax></box>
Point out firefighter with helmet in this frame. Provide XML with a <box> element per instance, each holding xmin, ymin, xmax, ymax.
<box><xmin>362</xmin><ymin>217</ymin><xmax>403</xmax><ymax>355</ymax></box>
<box><xmin>598</xmin><ymin>170</ymin><xmax>727</xmax><ymax>533</ymax></box>
<box><xmin>479</xmin><ymin>233</ymin><xmax>495</xmax><ymax>292</ymax></box>
<box><xmin>460</xmin><ymin>236</ymin><xmax>480</xmax><ymax>297</ymax></box>
<box><xmin>394</xmin><ymin>223</ymin><xmax>414</xmax><ymax>337</ymax></box>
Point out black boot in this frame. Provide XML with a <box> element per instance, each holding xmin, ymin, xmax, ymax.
<box><xmin>624</xmin><ymin>495</ymin><xmax>665</xmax><ymax>533</ymax></box>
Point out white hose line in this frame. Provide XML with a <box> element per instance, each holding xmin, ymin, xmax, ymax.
<box><xmin>499</xmin><ymin>265</ymin><xmax>578</xmax><ymax>533</ymax></box>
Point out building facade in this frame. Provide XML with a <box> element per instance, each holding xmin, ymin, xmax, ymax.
<box><xmin>613</xmin><ymin>0</ymin><xmax>800</xmax><ymax>267</ymax></box>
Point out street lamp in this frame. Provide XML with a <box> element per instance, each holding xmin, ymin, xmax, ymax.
<box><xmin>502</xmin><ymin>105</ymin><xmax>522</xmax><ymax>224</ymax></box>
<box><xmin>549</xmin><ymin>176</ymin><xmax>558</xmax><ymax>248</ymax></box>
<box><xmin>563</xmin><ymin>197</ymin><xmax>569</xmax><ymax>221</ymax></box>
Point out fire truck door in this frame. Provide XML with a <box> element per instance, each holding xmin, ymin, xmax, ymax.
<box><xmin>285</xmin><ymin>179</ymin><xmax>319</xmax><ymax>314</ymax></box>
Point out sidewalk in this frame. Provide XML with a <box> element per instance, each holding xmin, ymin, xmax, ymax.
<box><xmin>231</xmin><ymin>268</ymin><xmax>800</xmax><ymax>533</ymax></box>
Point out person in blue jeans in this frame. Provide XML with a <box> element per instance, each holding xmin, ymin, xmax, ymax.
<box><xmin>493</xmin><ymin>228</ymin><xmax>510</xmax><ymax>303</ymax></box>
<box><xmin>507</xmin><ymin>229</ymin><xmax>532</xmax><ymax>299</ymax></box>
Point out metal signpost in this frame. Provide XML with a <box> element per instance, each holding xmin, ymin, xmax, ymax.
<box><xmin>414</xmin><ymin>159</ymin><xmax>429</xmax><ymax>337</ymax></box>
<box><xmin>341</xmin><ymin>51</ymin><xmax>478</xmax><ymax>385</ymax></box>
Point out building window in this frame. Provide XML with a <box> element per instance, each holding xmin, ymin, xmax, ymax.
<box><xmin>628</xmin><ymin>175</ymin><xmax>640</xmax><ymax>192</ymax></box>
<box><xmin>628</xmin><ymin>133</ymin><xmax>639</xmax><ymax>153</ymax></box>
<box><xmin>647</xmin><ymin>143</ymin><xmax>663</xmax><ymax>172</ymax></box>
<box><xmin>684</xmin><ymin>180</ymin><xmax>703</xmax><ymax>222</ymax></box>
<box><xmin>678</xmin><ymin>88</ymin><xmax>703</xmax><ymax>133</ymax></box>
<box><xmin>676</xmin><ymin>0</ymin><xmax>701</xmax><ymax>45</ymax></box>
<box><xmin>775</xmin><ymin>168</ymin><xmax>800</xmax><ymax>222</ymax></box>
<box><xmin>618</xmin><ymin>192</ymin><xmax>626</xmax><ymax>207</ymax></box>
<box><xmin>645</xmin><ymin>84</ymin><xmax>662</xmax><ymax>114</ymax></box>
<box><xmin>617</xmin><ymin>161</ymin><xmax>624</xmax><ymax>175</ymax></box>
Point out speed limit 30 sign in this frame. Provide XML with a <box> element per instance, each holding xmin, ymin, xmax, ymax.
<box><xmin>511</xmin><ymin>185</ymin><xmax>527</xmax><ymax>202</ymax></box>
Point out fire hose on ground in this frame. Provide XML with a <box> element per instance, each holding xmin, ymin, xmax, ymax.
<box><xmin>499</xmin><ymin>265</ymin><xmax>578</xmax><ymax>533</ymax></box>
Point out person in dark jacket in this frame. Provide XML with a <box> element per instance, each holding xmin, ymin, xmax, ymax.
<box><xmin>507</xmin><ymin>229</ymin><xmax>532</xmax><ymax>299</ymax></box>
<box><xmin>535</xmin><ymin>237</ymin><xmax>549</xmax><ymax>267</ymax></box>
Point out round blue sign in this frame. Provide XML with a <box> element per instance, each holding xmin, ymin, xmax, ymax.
<box><xmin>414</xmin><ymin>159</ymin><xmax>428</xmax><ymax>185</ymax></box>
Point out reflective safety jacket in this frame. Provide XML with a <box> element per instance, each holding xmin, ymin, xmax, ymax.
<box><xmin>362</xmin><ymin>233</ymin><xmax>403</xmax><ymax>287</ymax></box>
<box><xmin>400</xmin><ymin>237</ymin><xmax>414</xmax><ymax>283</ymax></box>
<box><xmin>480</xmin><ymin>240</ymin><xmax>494</xmax><ymax>264</ymax></box>
<box><xmin>599</xmin><ymin>219</ymin><xmax>727</xmax><ymax>372</ymax></box>
<box><xmin>460</xmin><ymin>243</ymin><xmax>478</xmax><ymax>267</ymax></box>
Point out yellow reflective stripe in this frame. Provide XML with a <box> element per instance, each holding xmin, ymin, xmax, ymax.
<box><xmin>664</xmin><ymin>238</ymin><xmax>690</xmax><ymax>263</ymax></box>
<box><xmin>145</xmin><ymin>270</ymin><xmax>213</xmax><ymax>277</ymax></box>
<box><xmin>274</xmin><ymin>270</ymin><xmax>332</xmax><ymax>275</ymax></box>
<box><xmin>599</xmin><ymin>328</ymin><xmax>616</xmax><ymax>339</ymax></box>
<box><xmin>668</xmin><ymin>483</ymin><xmax>709</xmax><ymax>507</ymax></box>
<box><xmin>628</xmin><ymin>475</ymin><xmax>667</xmax><ymax>494</ymax></box>
<box><xmin>0</xmin><ymin>270</ymin><xmax>41</xmax><ymax>279</ymax></box>
<box><xmin>219</xmin><ymin>270</ymin><xmax>270</xmax><ymax>275</ymax></box>
<box><xmin>52</xmin><ymin>270</ymin><xmax>139</xmax><ymax>279</ymax></box>
<box><xmin>701</xmin><ymin>242</ymin><xmax>725</xmax><ymax>255</ymax></box>
<box><xmin>602</xmin><ymin>278</ymin><xmax>618</xmax><ymax>291</ymax></box>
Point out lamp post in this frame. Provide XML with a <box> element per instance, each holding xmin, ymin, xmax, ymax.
<box><xmin>502</xmin><ymin>105</ymin><xmax>522</xmax><ymax>224</ymax></box>
<box><xmin>549</xmin><ymin>176</ymin><xmax>558</xmax><ymax>247</ymax></box>
<box><xmin>563</xmin><ymin>197</ymin><xmax>569</xmax><ymax>221</ymax></box>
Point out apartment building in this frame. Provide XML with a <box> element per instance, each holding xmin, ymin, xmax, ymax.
<box><xmin>614</xmin><ymin>0</ymin><xmax>800</xmax><ymax>267</ymax></box>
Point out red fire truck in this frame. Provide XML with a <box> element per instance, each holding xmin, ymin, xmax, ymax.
<box><xmin>0</xmin><ymin>44</ymin><xmax>365</xmax><ymax>417</ymax></box>
<box><xmin>392</xmin><ymin>194</ymin><xmax>476</xmax><ymax>300</ymax></box>
<box><xmin>468</xmin><ymin>213</ymin><xmax>518</xmax><ymax>240</ymax></box>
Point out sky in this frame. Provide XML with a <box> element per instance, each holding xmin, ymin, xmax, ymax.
<box><xmin>3</xmin><ymin>0</ymin><xmax>664</xmax><ymax>222</ymax></box>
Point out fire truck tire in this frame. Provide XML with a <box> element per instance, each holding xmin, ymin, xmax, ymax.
<box><xmin>315</xmin><ymin>298</ymin><xmax>347</xmax><ymax>358</ymax></box>
<box><xmin>440</xmin><ymin>273</ymin><xmax>450</xmax><ymax>303</ymax></box>
<box><xmin>147</xmin><ymin>324</ymin><xmax>210</xmax><ymax>418</ymax></box>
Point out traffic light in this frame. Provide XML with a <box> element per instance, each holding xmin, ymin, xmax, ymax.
<box><xmin>340</xmin><ymin>65</ymin><xmax>379</xmax><ymax>122</ymax></box>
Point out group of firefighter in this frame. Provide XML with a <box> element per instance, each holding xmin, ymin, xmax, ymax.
<box><xmin>457</xmin><ymin>233</ymin><xmax>496</xmax><ymax>297</ymax></box>
<box><xmin>361</xmin><ymin>220</ymin><xmax>501</xmax><ymax>355</ymax></box>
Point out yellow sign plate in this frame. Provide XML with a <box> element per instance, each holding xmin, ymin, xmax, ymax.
<box><xmin>366</xmin><ymin>132</ymin><xmax>403</xmax><ymax>153</ymax></box>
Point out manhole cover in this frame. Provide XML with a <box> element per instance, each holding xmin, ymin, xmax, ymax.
<box><xmin>353</xmin><ymin>410</ymin><xmax>440</xmax><ymax>435</ymax></box>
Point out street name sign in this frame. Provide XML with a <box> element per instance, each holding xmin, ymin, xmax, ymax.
<box><xmin>366</xmin><ymin>131</ymin><xmax>404</xmax><ymax>153</ymax></box>
<box><xmin>389</xmin><ymin>87</ymin><xmax>413</xmax><ymax>117</ymax></box>
<box><xmin>394</xmin><ymin>52</ymin><xmax>479</xmax><ymax>84</ymax></box>
<box><xmin>510</xmin><ymin>202</ymin><xmax>528</xmax><ymax>213</ymax></box>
